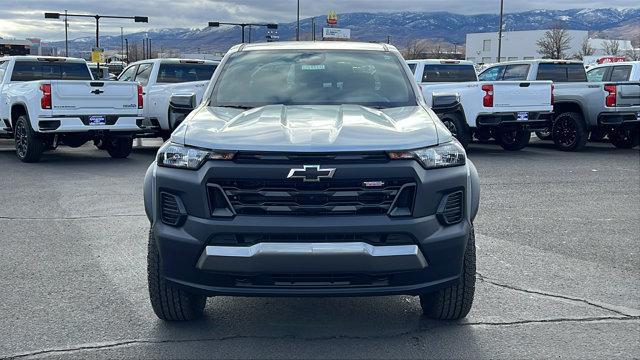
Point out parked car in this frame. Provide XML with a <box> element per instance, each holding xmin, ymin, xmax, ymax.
<box><xmin>144</xmin><ymin>41</ymin><xmax>481</xmax><ymax>321</ymax></box>
<box><xmin>117</xmin><ymin>58</ymin><xmax>219</xmax><ymax>139</ymax></box>
<box><xmin>586</xmin><ymin>61</ymin><xmax>640</xmax><ymax>82</ymax></box>
<box><xmin>407</xmin><ymin>59</ymin><xmax>554</xmax><ymax>150</ymax></box>
<box><xmin>479</xmin><ymin>60</ymin><xmax>640</xmax><ymax>150</ymax></box>
<box><xmin>0</xmin><ymin>56</ymin><xmax>144</xmax><ymax>162</ymax></box>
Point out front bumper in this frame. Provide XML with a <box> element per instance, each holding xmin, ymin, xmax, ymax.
<box><xmin>36</xmin><ymin>116</ymin><xmax>144</xmax><ymax>133</ymax></box>
<box><xmin>145</xmin><ymin>159</ymin><xmax>479</xmax><ymax>297</ymax></box>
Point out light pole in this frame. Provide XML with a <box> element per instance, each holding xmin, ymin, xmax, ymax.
<box><xmin>296</xmin><ymin>0</ymin><xmax>300</xmax><ymax>41</ymax></box>
<box><xmin>45</xmin><ymin>12</ymin><xmax>148</xmax><ymax>72</ymax></box>
<box><xmin>497</xmin><ymin>0</ymin><xmax>504</xmax><ymax>62</ymax></box>
<box><xmin>120</xmin><ymin>27</ymin><xmax>124</xmax><ymax>61</ymax></box>
<box><xmin>64</xmin><ymin>10</ymin><xmax>68</xmax><ymax>57</ymax></box>
<box><xmin>208</xmin><ymin>22</ymin><xmax>278</xmax><ymax>43</ymax></box>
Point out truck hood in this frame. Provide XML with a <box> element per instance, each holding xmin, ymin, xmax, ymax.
<box><xmin>173</xmin><ymin>105</ymin><xmax>445</xmax><ymax>152</ymax></box>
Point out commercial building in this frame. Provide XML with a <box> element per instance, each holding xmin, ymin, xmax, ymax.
<box><xmin>465</xmin><ymin>30</ymin><xmax>633</xmax><ymax>64</ymax></box>
<box><xmin>0</xmin><ymin>38</ymin><xmax>31</xmax><ymax>56</ymax></box>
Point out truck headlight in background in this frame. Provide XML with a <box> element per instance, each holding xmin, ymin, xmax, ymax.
<box><xmin>157</xmin><ymin>143</ymin><xmax>234</xmax><ymax>170</ymax></box>
<box><xmin>389</xmin><ymin>141</ymin><xmax>466</xmax><ymax>169</ymax></box>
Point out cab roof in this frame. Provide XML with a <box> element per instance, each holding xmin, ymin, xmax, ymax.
<box><xmin>231</xmin><ymin>41</ymin><xmax>397</xmax><ymax>53</ymax></box>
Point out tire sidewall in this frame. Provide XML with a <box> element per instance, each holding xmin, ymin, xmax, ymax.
<box><xmin>552</xmin><ymin>112</ymin><xmax>587</xmax><ymax>151</ymax></box>
<box><xmin>440</xmin><ymin>114</ymin><xmax>470</xmax><ymax>148</ymax></box>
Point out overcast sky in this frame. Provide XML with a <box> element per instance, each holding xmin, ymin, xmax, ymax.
<box><xmin>1</xmin><ymin>0</ymin><xmax>638</xmax><ymax>41</ymax></box>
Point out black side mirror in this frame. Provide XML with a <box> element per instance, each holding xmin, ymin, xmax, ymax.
<box><xmin>169</xmin><ymin>93</ymin><xmax>197</xmax><ymax>129</ymax></box>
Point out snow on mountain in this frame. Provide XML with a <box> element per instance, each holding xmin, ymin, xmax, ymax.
<box><xmin>56</xmin><ymin>8</ymin><xmax>639</xmax><ymax>54</ymax></box>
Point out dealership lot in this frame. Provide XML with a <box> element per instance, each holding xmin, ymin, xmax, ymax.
<box><xmin>0</xmin><ymin>138</ymin><xmax>638</xmax><ymax>359</ymax></box>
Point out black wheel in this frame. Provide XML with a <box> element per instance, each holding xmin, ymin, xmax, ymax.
<box><xmin>14</xmin><ymin>115</ymin><xmax>44</xmax><ymax>163</ymax></box>
<box><xmin>420</xmin><ymin>225</ymin><xmax>476</xmax><ymax>320</ymax></box>
<box><xmin>105</xmin><ymin>137</ymin><xmax>133</xmax><ymax>159</ymax></box>
<box><xmin>535</xmin><ymin>130</ymin><xmax>552</xmax><ymax>140</ymax></box>
<box><xmin>609</xmin><ymin>128</ymin><xmax>640</xmax><ymax>149</ymax></box>
<box><xmin>589</xmin><ymin>129</ymin><xmax>608</xmax><ymax>142</ymax></box>
<box><xmin>440</xmin><ymin>113</ymin><xmax>471</xmax><ymax>148</ymax></box>
<box><xmin>552</xmin><ymin>112</ymin><xmax>588</xmax><ymax>151</ymax></box>
<box><xmin>496</xmin><ymin>129</ymin><xmax>531</xmax><ymax>151</ymax></box>
<box><xmin>148</xmin><ymin>229</ymin><xmax>206</xmax><ymax>321</ymax></box>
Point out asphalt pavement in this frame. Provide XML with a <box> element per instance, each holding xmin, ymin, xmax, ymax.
<box><xmin>0</xmin><ymin>138</ymin><xmax>638</xmax><ymax>359</ymax></box>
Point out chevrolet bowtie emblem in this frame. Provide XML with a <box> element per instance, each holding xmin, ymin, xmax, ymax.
<box><xmin>91</xmin><ymin>89</ymin><xmax>104</xmax><ymax>95</ymax></box>
<box><xmin>287</xmin><ymin>165</ymin><xmax>336</xmax><ymax>182</ymax></box>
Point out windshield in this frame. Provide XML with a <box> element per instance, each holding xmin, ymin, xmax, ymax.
<box><xmin>210</xmin><ymin>50</ymin><xmax>417</xmax><ymax>108</ymax></box>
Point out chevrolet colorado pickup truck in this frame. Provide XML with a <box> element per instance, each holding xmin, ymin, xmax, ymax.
<box><xmin>0</xmin><ymin>56</ymin><xmax>144</xmax><ymax>162</ymax></box>
<box><xmin>117</xmin><ymin>58</ymin><xmax>219</xmax><ymax>139</ymax></box>
<box><xmin>407</xmin><ymin>59</ymin><xmax>553</xmax><ymax>150</ymax></box>
<box><xmin>480</xmin><ymin>60</ymin><xmax>640</xmax><ymax>150</ymax></box>
<box><xmin>144</xmin><ymin>42</ymin><xmax>480</xmax><ymax>321</ymax></box>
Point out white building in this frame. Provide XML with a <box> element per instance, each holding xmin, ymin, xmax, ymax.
<box><xmin>465</xmin><ymin>30</ymin><xmax>633</xmax><ymax>64</ymax></box>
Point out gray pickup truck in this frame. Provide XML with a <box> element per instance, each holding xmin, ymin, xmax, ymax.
<box><xmin>480</xmin><ymin>60</ymin><xmax>640</xmax><ymax>151</ymax></box>
<box><xmin>144</xmin><ymin>41</ymin><xmax>480</xmax><ymax>321</ymax></box>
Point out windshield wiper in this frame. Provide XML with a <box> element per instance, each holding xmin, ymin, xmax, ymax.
<box><xmin>215</xmin><ymin>105</ymin><xmax>254</xmax><ymax>110</ymax></box>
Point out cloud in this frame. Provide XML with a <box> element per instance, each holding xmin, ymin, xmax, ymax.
<box><xmin>1</xmin><ymin>0</ymin><xmax>638</xmax><ymax>40</ymax></box>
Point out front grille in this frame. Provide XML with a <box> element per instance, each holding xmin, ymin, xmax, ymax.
<box><xmin>234</xmin><ymin>273</ymin><xmax>391</xmax><ymax>288</ymax></box>
<box><xmin>208</xmin><ymin>233</ymin><xmax>415</xmax><ymax>246</ymax></box>
<box><xmin>437</xmin><ymin>190</ymin><xmax>464</xmax><ymax>225</ymax></box>
<box><xmin>160</xmin><ymin>192</ymin><xmax>185</xmax><ymax>226</ymax></box>
<box><xmin>211</xmin><ymin>178</ymin><xmax>415</xmax><ymax>216</ymax></box>
<box><xmin>234</xmin><ymin>152</ymin><xmax>389</xmax><ymax>164</ymax></box>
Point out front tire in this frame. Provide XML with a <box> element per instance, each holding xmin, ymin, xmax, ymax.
<box><xmin>105</xmin><ymin>137</ymin><xmax>133</xmax><ymax>159</ymax></box>
<box><xmin>440</xmin><ymin>113</ymin><xmax>471</xmax><ymax>148</ymax></box>
<box><xmin>609</xmin><ymin>128</ymin><xmax>640</xmax><ymax>149</ymax></box>
<box><xmin>148</xmin><ymin>230</ymin><xmax>206</xmax><ymax>321</ymax></box>
<box><xmin>552</xmin><ymin>112</ymin><xmax>588</xmax><ymax>151</ymax></box>
<box><xmin>420</xmin><ymin>225</ymin><xmax>476</xmax><ymax>320</ymax></box>
<box><xmin>496</xmin><ymin>129</ymin><xmax>530</xmax><ymax>151</ymax></box>
<box><xmin>14</xmin><ymin>115</ymin><xmax>44</xmax><ymax>163</ymax></box>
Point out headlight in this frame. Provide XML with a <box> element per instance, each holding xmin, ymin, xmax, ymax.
<box><xmin>156</xmin><ymin>143</ymin><xmax>234</xmax><ymax>170</ymax></box>
<box><xmin>389</xmin><ymin>141</ymin><xmax>466</xmax><ymax>169</ymax></box>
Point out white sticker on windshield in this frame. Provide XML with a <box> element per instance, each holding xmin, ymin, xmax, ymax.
<box><xmin>301</xmin><ymin>64</ymin><xmax>325</xmax><ymax>71</ymax></box>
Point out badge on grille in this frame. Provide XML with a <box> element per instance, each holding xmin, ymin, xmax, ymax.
<box><xmin>287</xmin><ymin>165</ymin><xmax>335</xmax><ymax>182</ymax></box>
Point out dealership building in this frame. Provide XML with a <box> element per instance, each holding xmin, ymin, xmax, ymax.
<box><xmin>465</xmin><ymin>30</ymin><xmax>633</xmax><ymax>64</ymax></box>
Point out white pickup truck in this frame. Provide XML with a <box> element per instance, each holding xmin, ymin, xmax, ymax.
<box><xmin>117</xmin><ymin>58</ymin><xmax>219</xmax><ymax>139</ymax></box>
<box><xmin>407</xmin><ymin>59</ymin><xmax>553</xmax><ymax>150</ymax></box>
<box><xmin>587</xmin><ymin>61</ymin><xmax>640</xmax><ymax>82</ymax></box>
<box><xmin>0</xmin><ymin>56</ymin><xmax>144</xmax><ymax>162</ymax></box>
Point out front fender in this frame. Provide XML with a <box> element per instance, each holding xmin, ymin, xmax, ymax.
<box><xmin>467</xmin><ymin>160</ymin><xmax>480</xmax><ymax>222</ymax></box>
<box><xmin>143</xmin><ymin>161</ymin><xmax>157</xmax><ymax>222</ymax></box>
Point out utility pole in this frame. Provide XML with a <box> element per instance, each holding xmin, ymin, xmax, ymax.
<box><xmin>125</xmin><ymin>38</ymin><xmax>129</xmax><ymax>63</ymax></box>
<box><xmin>120</xmin><ymin>27</ymin><xmax>124</xmax><ymax>61</ymax></box>
<box><xmin>248</xmin><ymin>25</ymin><xmax>252</xmax><ymax>43</ymax></box>
<box><xmin>497</xmin><ymin>0</ymin><xmax>504</xmax><ymax>62</ymax></box>
<box><xmin>64</xmin><ymin>10</ymin><xmax>68</xmax><ymax>57</ymax></box>
<box><xmin>311</xmin><ymin>17</ymin><xmax>315</xmax><ymax>41</ymax></box>
<box><xmin>296</xmin><ymin>0</ymin><xmax>300</xmax><ymax>41</ymax></box>
<box><xmin>387</xmin><ymin>35</ymin><xmax>391</xmax><ymax>45</ymax></box>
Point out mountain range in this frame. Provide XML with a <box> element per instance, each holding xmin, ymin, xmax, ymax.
<box><xmin>52</xmin><ymin>8</ymin><xmax>640</xmax><ymax>56</ymax></box>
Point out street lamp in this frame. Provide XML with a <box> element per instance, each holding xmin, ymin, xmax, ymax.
<box><xmin>208</xmin><ymin>22</ymin><xmax>278</xmax><ymax>43</ymax></box>
<box><xmin>497</xmin><ymin>0</ymin><xmax>504</xmax><ymax>63</ymax></box>
<box><xmin>45</xmin><ymin>12</ymin><xmax>148</xmax><ymax>66</ymax></box>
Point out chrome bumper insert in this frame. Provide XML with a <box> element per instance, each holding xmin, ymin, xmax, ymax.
<box><xmin>196</xmin><ymin>242</ymin><xmax>427</xmax><ymax>273</ymax></box>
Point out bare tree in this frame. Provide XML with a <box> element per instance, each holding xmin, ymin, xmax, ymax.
<box><xmin>625</xmin><ymin>49</ymin><xmax>640</xmax><ymax>61</ymax></box>
<box><xmin>602</xmin><ymin>39</ymin><xmax>620</xmax><ymax>55</ymax></box>
<box><xmin>402</xmin><ymin>39</ymin><xmax>430</xmax><ymax>60</ymax></box>
<box><xmin>573</xmin><ymin>37</ymin><xmax>595</xmax><ymax>60</ymax></box>
<box><xmin>536</xmin><ymin>24</ymin><xmax>573</xmax><ymax>59</ymax></box>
